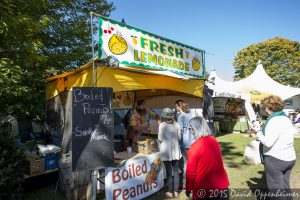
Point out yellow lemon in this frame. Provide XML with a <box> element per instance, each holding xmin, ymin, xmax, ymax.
<box><xmin>132</xmin><ymin>37</ymin><xmax>137</xmax><ymax>45</ymax></box>
<box><xmin>185</xmin><ymin>51</ymin><xmax>189</xmax><ymax>59</ymax></box>
<box><xmin>108</xmin><ymin>34</ymin><xmax>128</xmax><ymax>55</ymax></box>
<box><xmin>192</xmin><ymin>57</ymin><xmax>201</xmax><ymax>71</ymax></box>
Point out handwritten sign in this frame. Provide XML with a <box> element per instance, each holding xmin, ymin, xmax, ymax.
<box><xmin>105</xmin><ymin>152</ymin><xmax>164</xmax><ymax>200</ymax></box>
<box><xmin>72</xmin><ymin>87</ymin><xmax>114</xmax><ymax>171</ymax></box>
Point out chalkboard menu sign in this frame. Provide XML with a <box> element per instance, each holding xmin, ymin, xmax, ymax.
<box><xmin>72</xmin><ymin>87</ymin><xmax>114</xmax><ymax>171</ymax></box>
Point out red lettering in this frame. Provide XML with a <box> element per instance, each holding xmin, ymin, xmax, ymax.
<box><xmin>142</xmin><ymin>160</ymin><xmax>147</xmax><ymax>174</ymax></box>
<box><xmin>123</xmin><ymin>188</ymin><xmax>129</xmax><ymax>200</ymax></box>
<box><xmin>137</xmin><ymin>184</ymin><xmax>143</xmax><ymax>195</ymax></box>
<box><xmin>112</xmin><ymin>169</ymin><xmax>121</xmax><ymax>184</ymax></box>
<box><xmin>129</xmin><ymin>186</ymin><xmax>137</xmax><ymax>198</ymax></box>
<box><xmin>128</xmin><ymin>164</ymin><xmax>132</xmax><ymax>178</ymax></box>
<box><xmin>136</xmin><ymin>165</ymin><xmax>141</xmax><ymax>176</ymax></box>
<box><xmin>113</xmin><ymin>188</ymin><xmax>122</xmax><ymax>200</ymax></box>
<box><xmin>132</xmin><ymin>163</ymin><xmax>135</xmax><ymax>177</ymax></box>
<box><xmin>122</xmin><ymin>169</ymin><xmax>129</xmax><ymax>180</ymax></box>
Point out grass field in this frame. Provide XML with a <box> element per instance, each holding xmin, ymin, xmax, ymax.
<box><xmin>24</xmin><ymin>133</ymin><xmax>300</xmax><ymax>200</ymax></box>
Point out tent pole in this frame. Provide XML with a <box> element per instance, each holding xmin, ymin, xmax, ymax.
<box><xmin>90</xmin><ymin>12</ymin><xmax>97</xmax><ymax>200</ymax></box>
<box><xmin>91</xmin><ymin>170</ymin><xmax>98</xmax><ymax>200</ymax></box>
<box><xmin>90</xmin><ymin>12</ymin><xmax>95</xmax><ymax>87</ymax></box>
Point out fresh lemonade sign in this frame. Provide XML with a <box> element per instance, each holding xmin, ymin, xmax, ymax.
<box><xmin>98</xmin><ymin>17</ymin><xmax>205</xmax><ymax>78</ymax></box>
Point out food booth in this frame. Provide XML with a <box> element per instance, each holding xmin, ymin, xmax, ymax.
<box><xmin>45</xmin><ymin>16</ymin><xmax>206</xmax><ymax>199</ymax></box>
<box><xmin>207</xmin><ymin>62</ymin><xmax>300</xmax><ymax>134</ymax></box>
<box><xmin>212</xmin><ymin>96</ymin><xmax>249</xmax><ymax>133</ymax></box>
<box><xmin>206</xmin><ymin>70</ymin><xmax>253</xmax><ymax>134</ymax></box>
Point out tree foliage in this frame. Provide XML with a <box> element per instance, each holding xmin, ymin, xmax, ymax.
<box><xmin>233</xmin><ymin>37</ymin><xmax>300</xmax><ymax>87</ymax></box>
<box><xmin>0</xmin><ymin>0</ymin><xmax>115</xmax><ymax>120</ymax></box>
<box><xmin>0</xmin><ymin>128</ymin><xmax>25</xmax><ymax>200</ymax></box>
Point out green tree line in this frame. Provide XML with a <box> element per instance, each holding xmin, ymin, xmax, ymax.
<box><xmin>0</xmin><ymin>0</ymin><xmax>115</xmax><ymax>120</ymax></box>
<box><xmin>233</xmin><ymin>37</ymin><xmax>300</xmax><ymax>87</ymax></box>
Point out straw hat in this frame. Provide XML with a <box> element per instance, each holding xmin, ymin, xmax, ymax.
<box><xmin>160</xmin><ymin>108</ymin><xmax>174</xmax><ymax>120</ymax></box>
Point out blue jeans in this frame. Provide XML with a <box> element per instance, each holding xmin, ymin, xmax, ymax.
<box><xmin>164</xmin><ymin>160</ymin><xmax>179</xmax><ymax>193</ymax></box>
<box><xmin>179</xmin><ymin>147</ymin><xmax>188</xmax><ymax>187</ymax></box>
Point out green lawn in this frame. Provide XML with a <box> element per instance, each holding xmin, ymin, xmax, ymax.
<box><xmin>24</xmin><ymin>133</ymin><xmax>300</xmax><ymax>200</ymax></box>
<box><xmin>218</xmin><ymin>133</ymin><xmax>300</xmax><ymax>190</ymax></box>
<box><xmin>218</xmin><ymin>133</ymin><xmax>266</xmax><ymax>189</ymax></box>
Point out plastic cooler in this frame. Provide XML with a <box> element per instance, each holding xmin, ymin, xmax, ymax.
<box><xmin>37</xmin><ymin>144</ymin><xmax>61</xmax><ymax>171</ymax></box>
<box><xmin>44</xmin><ymin>153</ymin><xmax>59</xmax><ymax>170</ymax></box>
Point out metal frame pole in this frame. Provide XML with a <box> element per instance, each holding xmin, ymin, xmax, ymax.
<box><xmin>90</xmin><ymin>12</ymin><xmax>97</xmax><ymax>200</ymax></box>
<box><xmin>90</xmin><ymin>12</ymin><xmax>95</xmax><ymax>87</ymax></box>
<box><xmin>91</xmin><ymin>170</ymin><xmax>98</xmax><ymax>200</ymax></box>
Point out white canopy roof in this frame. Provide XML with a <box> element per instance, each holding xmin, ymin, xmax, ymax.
<box><xmin>208</xmin><ymin>62</ymin><xmax>300</xmax><ymax>103</ymax></box>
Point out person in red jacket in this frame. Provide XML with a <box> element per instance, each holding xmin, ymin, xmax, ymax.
<box><xmin>186</xmin><ymin>116</ymin><xmax>229</xmax><ymax>200</ymax></box>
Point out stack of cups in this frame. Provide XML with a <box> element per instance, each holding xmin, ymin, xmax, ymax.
<box><xmin>127</xmin><ymin>146</ymin><xmax>132</xmax><ymax>154</ymax></box>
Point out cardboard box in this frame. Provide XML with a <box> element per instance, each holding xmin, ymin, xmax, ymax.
<box><xmin>133</xmin><ymin>136</ymin><xmax>159</xmax><ymax>155</ymax></box>
<box><xmin>24</xmin><ymin>155</ymin><xmax>45</xmax><ymax>176</ymax></box>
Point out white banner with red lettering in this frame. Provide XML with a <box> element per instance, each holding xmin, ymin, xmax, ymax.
<box><xmin>105</xmin><ymin>152</ymin><xmax>164</xmax><ymax>200</ymax></box>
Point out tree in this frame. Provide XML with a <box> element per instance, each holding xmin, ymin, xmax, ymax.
<box><xmin>233</xmin><ymin>37</ymin><xmax>300</xmax><ymax>87</ymax></box>
<box><xmin>0</xmin><ymin>128</ymin><xmax>25</xmax><ymax>200</ymax></box>
<box><xmin>0</xmin><ymin>0</ymin><xmax>115</xmax><ymax>120</ymax></box>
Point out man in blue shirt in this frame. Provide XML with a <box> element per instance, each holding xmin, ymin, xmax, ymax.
<box><xmin>175</xmin><ymin>100</ymin><xmax>194</xmax><ymax>189</ymax></box>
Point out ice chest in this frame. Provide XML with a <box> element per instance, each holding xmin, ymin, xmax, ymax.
<box><xmin>24</xmin><ymin>155</ymin><xmax>45</xmax><ymax>176</ymax></box>
<box><xmin>133</xmin><ymin>136</ymin><xmax>159</xmax><ymax>155</ymax></box>
<box><xmin>44</xmin><ymin>153</ymin><xmax>59</xmax><ymax>170</ymax></box>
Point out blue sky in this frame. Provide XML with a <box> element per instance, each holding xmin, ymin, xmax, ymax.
<box><xmin>108</xmin><ymin>0</ymin><xmax>300</xmax><ymax>80</ymax></box>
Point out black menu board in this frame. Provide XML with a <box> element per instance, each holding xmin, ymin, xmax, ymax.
<box><xmin>72</xmin><ymin>87</ymin><xmax>114</xmax><ymax>171</ymax></box>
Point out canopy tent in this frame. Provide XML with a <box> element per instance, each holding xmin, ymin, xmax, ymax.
<box><xmin>46</xmin><ymin>62</ymin><xmax>204</xmax><ymax>102</ymax></box>
<box><xmin>45</xmin><ymin>61</ymin><xmax>205</xmax><ymax>152</ymax></box>
<box><xmin>208</xmin><ymin>62</ymin><xmax>300</xmax><ymax>122</ymax></box>
<box><xmin>208</xmin><ymin>62</ymin><xmax>300</xmax><ymax>103</ymax></box>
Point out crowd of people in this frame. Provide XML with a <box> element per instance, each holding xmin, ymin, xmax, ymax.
<box><xmin>123</xmin><ymin>95</ymin><xmax>297</xmax><ymax>199</ymax></box>
<box><xmin>125</xmin><ymin>99</ymin><xmax>229</xmax><ymax>199</ymax></box>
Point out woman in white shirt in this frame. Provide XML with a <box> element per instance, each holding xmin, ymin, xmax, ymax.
<box><xmin>255</xmin><ymin>95</ymin><xmax>296</xmax><ymax>199</ymax></box>
<box><xmin>158</xmin><ymin>108</ymin><xmax>182</xmax><ymax>198</ymax></box>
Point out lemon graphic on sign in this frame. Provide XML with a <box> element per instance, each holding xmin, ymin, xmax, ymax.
<box><xmin>192</xmin><ymin>56</ymin><xmax>201</xmax><ymax>71</ymax></box>
<box><xmin>185</xmin><ymin>51</ymin><xmax>189</xmax><ymax>59</ymax></box>
<box><xmin>108</xmin><ymin>34</ymin><xmax>128</xmax><ymax>55</ymax></box>
<box><xmin>131</xmin><ymin>35</ymin><xmax>137</xmax><ymax>45</ymax></box>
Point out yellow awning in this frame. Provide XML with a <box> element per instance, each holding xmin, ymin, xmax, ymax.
<box><xmin>46</xmin><ymin>63</ymin><xmax>204</xmax><ymax>101</ymax></box>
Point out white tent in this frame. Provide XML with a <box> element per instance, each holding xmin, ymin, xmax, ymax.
<box><xmin>209</xmin><ymin>62</ymin><xmax>300</xmax><ymax>101</ymax></box>
<box><xmin>208</xmin><ymin>62</ymin><xmax>300</xmax><ymax>122</ymax></box>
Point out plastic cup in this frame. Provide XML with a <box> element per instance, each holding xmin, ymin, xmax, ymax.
<box><xmin>127</xmin><ymin>147</ymin><xmax>132</xmax><ymax>154</ymax></box>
